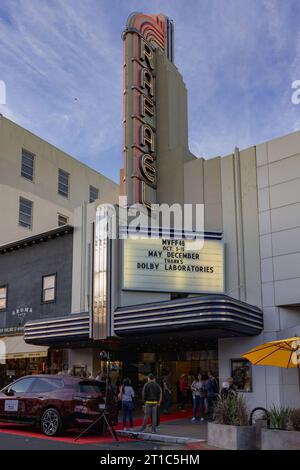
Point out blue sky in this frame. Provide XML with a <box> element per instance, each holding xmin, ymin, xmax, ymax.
<box><xmin>0</xmin><ymin>0</ymin><xmax>300</xmax><ymax>183</ymax></box>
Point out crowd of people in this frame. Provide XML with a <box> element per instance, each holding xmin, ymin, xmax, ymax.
<box><xmin>73</xmin><ymin>368</ymin><xmax>238</xmax><ymax>431</ymax></box>
<box><xmin>116</xmin><ymin>370</ymin><xmax>238</xmax><ymax>431</ymax></box>
<box><xmin>178</xmin><ymin>371</ymin><xmax>234</xmax><ymax>421</ymax></box>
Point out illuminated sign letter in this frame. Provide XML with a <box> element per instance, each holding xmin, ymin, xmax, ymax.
<box><xmin>141</xmin><ymin>95</ymin><xmax>155</xmax><ymax>118</ymax></box>
<box><xmin>141</xmin><ymin>181</ymin><xmax>151</xmax><ymax>210</ymax></box>
<box><xmin>141</xmin><ymin>68</ymin><xmax>154</xmax><ymax>97</ymax></box>
<box><xmin>140</xmin><ymin>154</ymin><xmax>156</xmax><ymax>187</ymax></box>
<box><xmin>140</xmin><ymin>39</ymin><xmax>154</xmax><ymax>70</ymax></box>
<box><xmin>141</xmin><ymin>124</ymin><xmax>155</xmax><ymax>153</ymax></box>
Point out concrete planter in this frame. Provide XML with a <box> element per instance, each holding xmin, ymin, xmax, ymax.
<box><xmin>261</xmin><ymin>428</ymin><xmax>300</xmax><ymax>450</ymax></box>
<box><xmin>208</xmin><ymin>422</ymin><xmax>256</xmax><ymax>450</ymax></box>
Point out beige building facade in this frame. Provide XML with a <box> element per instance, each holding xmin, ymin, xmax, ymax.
<box><xmin>0</xmin><ymin>115</ymin><xmax>119</xmax><ymax>245</ymax></box>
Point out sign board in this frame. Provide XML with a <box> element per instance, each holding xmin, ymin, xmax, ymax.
<box><xmin>121</xmin><ymin>13</ymin><xmax>174</xmax><ymax>208</ymax></box>
<box><xmin>5</xmin><ymin>400</ymin><xmax>19</xmax><ymax>412</ymax></box>
<box><xmin>123</xmin><ymin>238</ymin><xmax>224</xmax><ymax>294</ymax></box>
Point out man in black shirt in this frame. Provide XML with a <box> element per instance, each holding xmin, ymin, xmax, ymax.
<box><xmin>140</xmin><ymin>374</ymin><xmax>162</xmax><ymax>433</ymax></box>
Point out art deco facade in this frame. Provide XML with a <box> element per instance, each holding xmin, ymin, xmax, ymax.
<box><xmin>1</xmin><ymin>14</ymin><xmax>300</xmax><ymax>411</ymax></box>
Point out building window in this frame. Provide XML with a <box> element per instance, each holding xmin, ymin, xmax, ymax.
<box><xmin>58</xmin><ymin>214</ymin><xmax>68</xmax><ymax>226</ymax></box>
<box><xmin>19</xmin><ymin>197</ymin><xmax>33</xmax><ymax>229</ymax></box>
<box><xmin>89</xmin><ymin>185</ymin><xmax>99</xmax><ymax>203</ymax></box>
<box><xmin>58</xmin><ymin>169</ymin><xmax>69</xmax><ymax>198</ymax></box>
<box><xmin>0</xmin><ymin>286</ymin><xmax>7</xmax><ymax>311</ymax></box>
<box><xmin>42</xmin><ymin>274</ymin><xmax>56</xmax><ymax>303</ymax></box>
<box><xmin>21</xmin><ymin>149</ymin><xmax>35</xmax><ymax>181</ymax></box>
<box><xmin>231</xmin><ymin>358</ymin><xmax>252</xmax><ymax>392</ymax></box>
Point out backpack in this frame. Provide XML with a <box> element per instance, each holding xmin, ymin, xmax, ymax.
<box><xmin>211</xmin><ymin>378</ymin><xmax>219</xmax><ymax>394</ymax></box>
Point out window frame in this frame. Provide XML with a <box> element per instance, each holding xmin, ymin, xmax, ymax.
<box><xmin>58</xmin><ymin>213</ymin><xmax>69</xmax><ymax>226</ymax></box>
<box><xmin>0</xmin><ymin>284</ymin><xmax>8</xmax><ymax>312</ymax></box>
<box><xmin>18</xmin><ymin>196</ymin><xmax>33</xmax><ymax>230</ymax></box>
<box><xmin>89</xmin><ymin>185</ymin><xmax>99</xmax><ymax>203</ymax></box>
<box><xmin>41</xmin><ymin>273</ymin><xmax>57</xmax><ymax>304</ymax></box>
<box><xmin>58</xmin><ymin>169</ymin><xmax>70</xmax><ymax>199</ymax></box>
<box><xmin>21</xmin><ymin>149</ymin><xmax>35</xmax><ymax>182</ymax></box>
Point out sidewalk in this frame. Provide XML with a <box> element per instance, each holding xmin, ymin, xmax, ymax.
<box><xmin>116</xmin><ymin>409</ymin><xmax>212</xmax><ymax>447</ymax></box>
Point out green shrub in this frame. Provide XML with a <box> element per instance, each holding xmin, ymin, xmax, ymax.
<box><xmin>213</xmin><ymin>395</ymin><xmax>249</xmax><ymax>426</ymax></box>
<box><xmin>269</xmin><ymin>405</ymin><xmax>291</xmax><ymax>430</ymax></box>
<box><xmin>289</xmin><ymin>408</ymin><xmax>300</xmax><ymax>431</ymax></box>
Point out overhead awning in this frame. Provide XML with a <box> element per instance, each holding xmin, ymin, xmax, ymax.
<box><xmin>24</xmin><ymin>313</ymin><xmax>90</xmax><ymax>345</ymax></box>
<box><xmin>0</xmin><ymin>335</ymin><xmax>48</xmax><ymax>360</ymax></box>
<box><xmin>114</xmin><ymin>294</ymin><xmax>263</xmax><ymax>337</ymax></box>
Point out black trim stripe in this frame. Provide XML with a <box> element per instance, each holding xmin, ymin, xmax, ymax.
<box><xmin>119</xmin><ymin>226</ymin><xmax>223</xmax><ymax>240</ymax></box>
<box><xmin>24</xmin><ymin>313</ymin><xmax>89</xmax><ymax>342</ymax></box>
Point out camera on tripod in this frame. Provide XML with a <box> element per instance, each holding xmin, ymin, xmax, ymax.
<box><xmin>99</xmin><ymin>350</ymin><xmax>110</xmax><ymax>360</ymax></box>
<box><xmin>74</xmin><ymin>348</ymin><xmax>118</xmax><ymax>443</ymax></box>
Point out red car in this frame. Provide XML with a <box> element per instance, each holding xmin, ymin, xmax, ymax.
<box><xmin>0</xmin><ymin>375</ymin><xmax>118</xmax><ymax>436</ymax></box>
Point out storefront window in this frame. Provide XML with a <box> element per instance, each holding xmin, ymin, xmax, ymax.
<box><xmin>0</xmin><ymin>285</ymin><xmax>7</xmax><ymax>310</ymax></box>
<box><xmin>231</xmin><ymin>358</ymin><xmax>252</xmax><ymax>392</ymax></box>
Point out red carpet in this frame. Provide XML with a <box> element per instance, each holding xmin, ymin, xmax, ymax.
<box><xmin>115</xmin><ymin>408</ymin><xmax>193</xmax><ymax>430</ymax></box>
<box><xmin>0</xmin><ymin>409</ymin><xmax>193</xmax><ymax>444</ymax></box>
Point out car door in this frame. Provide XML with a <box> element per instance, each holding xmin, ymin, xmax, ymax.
<box><xmin>0</xmin><ymin>377</ymin><xmax>36</xmax><ymax>422</ymax></box>
<box><xmin>24</xmin><ymin>377</ymin><xmax>64</xmax><ymax>420</ymax></box>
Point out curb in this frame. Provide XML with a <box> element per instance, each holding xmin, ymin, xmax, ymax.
<box><xmin>117</xmin><ymin>429</ymin><xmax>205</xmax><ymax>445</ymax></box>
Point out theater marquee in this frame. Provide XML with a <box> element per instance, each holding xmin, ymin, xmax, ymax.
<box><xmin>122</xmin><ymin>238</ymin><xmax>224</xmax><ymax>294</ymax></box>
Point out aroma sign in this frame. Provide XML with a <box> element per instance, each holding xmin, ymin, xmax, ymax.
<box><xmin>121</xmin><ymin>14</ymin><xmax>174</xmax><ymax>209</ymax></box>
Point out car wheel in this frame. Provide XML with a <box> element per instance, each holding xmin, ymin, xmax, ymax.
<box><xmin>40</xmin><ymin>408</ymin><xmax>63</xmax><ymax>436</ymax></box>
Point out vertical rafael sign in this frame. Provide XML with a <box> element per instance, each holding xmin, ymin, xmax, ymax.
<box><xmin>121</xmin><ymin>13</ymin><xmax>174</xmax><ymax>209</ymax></box>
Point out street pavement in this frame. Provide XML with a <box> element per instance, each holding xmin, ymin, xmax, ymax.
<box><xmin>0</xmin><ymin>408</ymin><xmax>214</xmax><ymax>451</ymax></box>
<box><xmin>0</xmin><ymin>430</ymin><xmax>180</xmax><ymax>450</ymax></box>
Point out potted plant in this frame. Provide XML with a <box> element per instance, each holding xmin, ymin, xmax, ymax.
<box><xmin>207</xmin><ymin>396</ymin><xmax>256</xmax><ymax>450</ymax></box>
<box><xmin>261</xmin><ymin>406</ymin><xmax>300</xmax><ymax>450</ymax></box>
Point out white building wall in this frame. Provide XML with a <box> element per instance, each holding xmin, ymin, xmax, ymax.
<box><xmin>0</xmin><ymin>116</ymin><xmax>119</xmax><ymax>245</ymax></box>
<box><xmin>256</xmin><ymin>132</ymin><xmax>300</xmax><ymax>408</ymax></box>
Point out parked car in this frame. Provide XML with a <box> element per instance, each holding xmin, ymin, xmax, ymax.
<box><xmin>0</xmin><ymin>375</ymin><xmax>118</xmax><ymax>436</ymax></box>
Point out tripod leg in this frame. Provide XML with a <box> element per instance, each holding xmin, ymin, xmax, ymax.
<box><xmin>103</xmin><ymin>413</ymin><xmax>119</xmax><ymax>442</ymax></box>
<box><xmin>74</xmin><ymin>414</ymin><xmax>104</xmax><ymax>442</ymax></box>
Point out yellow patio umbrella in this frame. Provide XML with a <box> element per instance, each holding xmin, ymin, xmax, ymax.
<box><xmin>242</xmin><ymin>337</ymin><xmax>300</xmax><ymax>391</ymax></box>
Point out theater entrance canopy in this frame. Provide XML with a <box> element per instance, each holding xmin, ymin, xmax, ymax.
<box><xmin>24</xmin><ymin>293</ymin><xmax>262</xmax><ymax>347</ymax></box>
<box><xmin>113</xmin><ymin>294</ymin><xmax>263</xmax><ymax>339</ymax></box>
